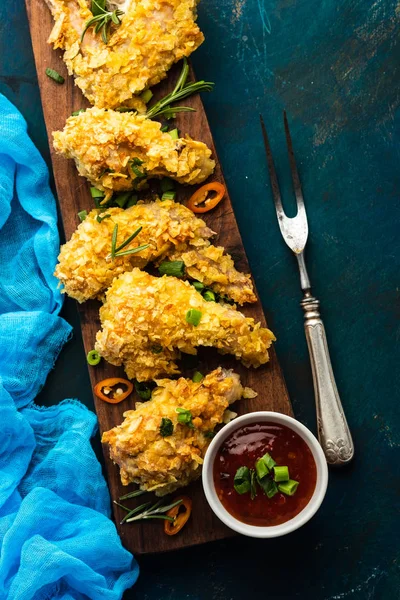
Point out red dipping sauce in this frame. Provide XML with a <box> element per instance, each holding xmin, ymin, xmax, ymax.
<box><xmin>213</xmin><ymin>421</ymin><xmax>317</xmax><ymax>526</ymax></box>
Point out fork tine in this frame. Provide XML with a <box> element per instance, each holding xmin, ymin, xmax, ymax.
<box><xmin>283</xmin><ymin>111</ymin><xmax>305</xmax><ymax>210</ymax></box>
<box><xmin>259</xmin><ymin>114</ymin><xmax>284</xmax><ymax>216</ymax></box>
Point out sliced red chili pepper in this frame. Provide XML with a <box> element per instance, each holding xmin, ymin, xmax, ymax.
<box><xmin>187</xmin><ymin>182</ymin><xmax>226</xmax><ymax>214</ymax></box>
<box><xmin>94</xmin><ymin>377</ymin><xmax>133</xmax><ymax>404</ymax></box>
<box><xmin>164</xmin><ymin>496</ymin><xmax>192</xmax><ymax>536</ymax></box>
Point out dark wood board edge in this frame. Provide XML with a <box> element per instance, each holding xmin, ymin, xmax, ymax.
<box><xmin>26</xmin><ymin>0</ymin><xmax>292</xmax><ymax>554</ymax></box>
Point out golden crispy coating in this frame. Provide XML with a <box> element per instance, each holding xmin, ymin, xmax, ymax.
<box><xmin>169</xmin><ymin>244</ymin><xmax>257</xmax><ymax>305</ymax></box>
<box><xmin>44</xmin><ymin>0</ymin><xmax>204</xmax><ymax>108</ymax></box>
<box><xmin>54</xmin><ymin>200</ymin><xmax>213</xmax><ymax>303</ymax></box>
<box><xmin>101</xmin><ymin>368</ymin><xmax>256</xmax><ymax>495</ymax></box>
<box><xmin>95</xmin><ymin>269</ymin><xmax>275</xmax><ymax>381</ymax></box>
<box><xmin>53</xmin><ymin>108</ymin><xmax>215</xmax><ymax>191</ymax></box>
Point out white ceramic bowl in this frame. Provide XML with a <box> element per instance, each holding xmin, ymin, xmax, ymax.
<box><xmin>202</xmin><ymin>411</ymin><xmax>328</xmax><ymax>538</ymax></box>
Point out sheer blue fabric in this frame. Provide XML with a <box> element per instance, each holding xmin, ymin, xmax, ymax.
<box><xmin>0</xmin><ymin>94</ymin><xmax>138</xmax><ymax>599</ymax></box>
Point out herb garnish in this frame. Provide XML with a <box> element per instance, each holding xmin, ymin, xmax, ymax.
<box><xmin>176</xmin><ymin>407</ymin><xmax>194</xmax><ymax>428</ymax></box>
<box><xmin>116</xmin><ymin>497</ymin><xmax>183</xmax><ymax>525</ymax></box>
<box><xmin>134</xmin><ymin>381</ymin><xmax>154</xmax><ymax>401</ymax></box>
<box><xmin>109</xmin><ymin>224</ymin><xmax>149</xmax><ymax>259</ymax></box>
<box><xmin>81</xmin><ymin>0</ymin><xmax>124</xmax><ymax>45</ymax></box>
<box><xmin>145</xmin><ymin>58</ymin><xmax>214</xmax><ymax>120</ymax></box>
<box><xmin>233</xmin><ymin>452</ymin><xmax>299</xmax><ymax>499</ymax></box>
<box><xmin>160</xmin><ymin>417</ymin><xmax>174</xmax><ymax>437</ymax></box>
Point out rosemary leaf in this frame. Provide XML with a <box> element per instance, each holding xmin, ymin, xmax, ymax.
<box><xmin>114</xmin><ymin>226</ymin><xmax>142</xmax><ymax>253</ymax></box>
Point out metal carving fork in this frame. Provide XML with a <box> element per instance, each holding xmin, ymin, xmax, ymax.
<box><xmin>260</xmin><ymin>112</ymin><xmax>354</xmax><ymax>466</ymax></box>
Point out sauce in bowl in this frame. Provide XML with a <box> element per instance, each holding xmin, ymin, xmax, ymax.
<box><xmin>213</xmin><ymin>421</ymin><xmax>317</xmax><ymax>526</ymax></box>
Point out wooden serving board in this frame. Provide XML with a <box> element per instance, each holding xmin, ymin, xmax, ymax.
<box><xmin>26</xmin><ymin>0</ymin><xmax>293</xmax><ymax>554</ymax></box>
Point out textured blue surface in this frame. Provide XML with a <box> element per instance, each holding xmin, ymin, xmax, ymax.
<box><xmin>2</xmin><ymin>0</ymin><xmax>399</xmax><ymax>598</ymax></box>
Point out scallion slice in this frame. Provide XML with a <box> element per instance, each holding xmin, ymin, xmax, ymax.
<box><xmin>176</xmin><ymin>407</ymin><xmax>194</xmax><ymax>428</ymax></box>
<box><xmin>45</xmin><ymin>68</ymin><xmax>65</xmax><ymax>84</ymax></box>
<box><xmin>114</xmin><ymin>192</ymin><xmax>132</xmax><ymax>208</ymax></box>
<box><xmin>233</xmin><ymin>466</ymin><xmax>251</xmax><ymax>495</ymax></box>
<box><xmin>273</xmin><ymin>466</ymin><xmax>290</xmax><ymax>482</ymax></box>
<box><xmin>134</xmin><ymin>381</ymin><xmax>153</xmax><ymax>400</ymax></box>
<box><xmin>161</xmin><ymin>191</ymin><xmax>176</xmax><ymax>201</ymax></box>
<box><xmin>191</xmin><ymin>281</ymin><xmax>204</xmax><ymax>292</ymax></box>
<box><xmin>160</xmin><ymin>125</ymin><xmax>169</xmax><ymax>132</ymax></box>
<box><xmin>90</xmin><ymin>187</ymin><xmax>105</xmax><ymax>199</ymax></box>
<box><xmin>185</xmin><ymin>308</ymin><xmax>202</xmax><ymax>327</ymax></box>
<box><xmin>160</xmin><ymin>178</ymin><xmax>175</xmax><ymax>193</ymax></box>
<box><xmin>250</xmin><ymin>469</ymin><xmax>257</xmax><ymax>500</ymax></box>
<box><xmin>78</xmin><ymin>210</ymin><xmax>87</xmax><ymax>222</ymax></box>
<box><xmin>72</xmin><ymin>108</ymin><xmax>85</xmax><ymax>116</ymax></box>
<box><xmin>158</xmin><ymin>260</ymin><xmax>185</xmax><ymax>278</ymax></box>
<box><xmin>140</xmin><ymin>89</ymin><xmax>153</xmax><ymax>104</ymax></box>
<box><xmin>203</xmin><ymin>290</ymin><xmax>215</xmax><ymax>302</ymax></box>
<box><xmin>126</xmin><ymin>195</ymin><xmax>138</xmax><ymax>208</ymax></box>
<box><xmin>87</xmin><ymin>349</ymin><xmax>101</xmax><ymax>366</ymax></box>
<box><xmin>192</xmin><ymin>371</ymin><xmax>204</xmax><ymax>383</ymax></box>
<box><xmin>255</xmin><ymin>456</ymin><xmax>270</xmax><ymax>480</ymax></box>
<box><xmin>168</xmin><ymin>128</ymin><xmax>179</xmax><ymax>140</ymax></box>
<box><xmin>278</xmin><ymin>479</ymin><xmax>299</xmax><ymax>496</ymax></box>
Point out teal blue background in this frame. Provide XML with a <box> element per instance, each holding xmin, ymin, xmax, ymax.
<box><xmin>2</xmin><ymin>1</ymin><xmax>399</xmax><ymax>598</ymax></box>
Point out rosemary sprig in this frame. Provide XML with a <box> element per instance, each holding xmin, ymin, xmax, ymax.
<box><xmin>145</xmin><ymin>58</ymin><xmax>214</xmax><ymax>120</ymax></box>
<box><xmin>81</xmin><ymin>0</ymin><xmax>123</xmax><ymax>45</ymax></box>
<box><xmin>119</xmin><ymin>489</ymin><xmax>146</xmax><ymax>501</ymax></box>
<box><xmin>118</xmin><ymin>497</ymin><xmax>183</xmax><ymax>524</ymax></box>
<box><xmin>109</xmin><ymin>224</ymin><xmax>149</xmax><ymax>259</ymax></box>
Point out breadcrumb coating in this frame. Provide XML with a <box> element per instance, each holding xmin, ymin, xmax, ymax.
<box><xmin>44</xmin><ymin>0</ymin><xmax>204</xmax><ymax>108</ymax></box>
<box><xmin>101</xmin><ymin>367</ymin><xmax>257</xmax><ymax>495</ymax></box>
<box><xmin>95</xmin><ymin>269</ymin><xmax>275</xmax><ymax>381</ymax></box>
<box><xmin>169</xmin><ymin>243</ymin><xmax>257</xmax><ymax>305</ymax></box>
<box><xmin>53</xmin><ymin>108</ymin><xmax>215</xmax><ymax>191</ymax></box>
<box><xmin>55</xmin><ymin>200</ymin><xmax>213</xmax><ymax>303</ymax></box>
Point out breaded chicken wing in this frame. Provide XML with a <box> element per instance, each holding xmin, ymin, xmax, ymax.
<box><xmin>95</xmin><ymin>269</ymin><xmax>275</xmax><ymax>381</ymax></box>
<box><xmin>44</xmin><ymin>0</ymin><xmax>204</xmax><ymax>108</ymax></box>
<box><xmin>101</xmin><ymin>367</ymin><xmax>256</xmax><ymax>495</ymax></box>
<box><xmin>55</xmin><ymin>199</ymin><xmax>256</xmax><ymax>304</ymax></box>
<box><xmin>55</xmin><ymin>200</ymin><xmax>213</xmax><ymax>302</ymax></box>
<box><xmin>169</xmin><ymin>243</ymin><xmax>257</xmax><ymax>305</ymax></box>
<box><xmin>53</xmin><ymin>108</ymin><xmax>215</xmax><ymax>192</ymax></box>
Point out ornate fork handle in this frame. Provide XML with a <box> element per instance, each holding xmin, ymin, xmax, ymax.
<box><xmin>301</xmin><ymin>295</ymin><xmax>354</xmax><ymax>465</ymax></box>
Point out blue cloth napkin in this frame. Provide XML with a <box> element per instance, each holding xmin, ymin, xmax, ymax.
<box><xmin>0</xmin><ymin>94</ymin><xmax>139</xmax><ymax>599</ymax></box>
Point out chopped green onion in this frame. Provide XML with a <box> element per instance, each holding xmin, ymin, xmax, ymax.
<box><xmin>87</xmin><ymin>349</ymin><xmax>101</xmax><ymax>366</ymax></box>
<box><xmin>116</xmin><ymin>107</ymin><xmax>135</xmax><ymax>113</ymax></box>
<box><xmin>192</xmin><ymin>371</ymin><xmax>204</xmax><ymax>383</ymax></box>
<box><xmin>131</xmin><ymin>157</ymin><xmax>144</xmax><ymax>166</ymax></box>
<box><xmin>134</xmin><ymin>381</ymin><xmax>153</xmax><ymax>401</ymax></box>
<box><xmin>126</xmin><ymin>194</ymin><xmax>138</xmax><ymax>208</ymax></box>
<box><xmin>72</xmin><ymin>108</ymin><xmax>86</xmax><ymax>116</ymax></box>
<box><xmin>160</xmin><ymin>125</ymin><xmax>169</xmax><ymax>132</ymax></box>
<box><xmin>78</xmin><ymin>210</ymin><xmax>88</xmax><ymax>222</ymax></box>
<box><xmin>168</xmin><ymin>128</ymin><xmax>179</xmax><ymax>140</ymax></box>
<box><xmin>233</xmin><ymin>466</ymin><xmax>251</xmax><ymax>495</ymax></box>
<box><xmin>161</xmin><ymin>191</ymin><xmax>176</xmax><ymax>201</ymax></box>
<box><xmin>160</xmin><ymin>178</ymin><xmax>175</xmax><ymax>193</ymax></box>
<box><xmin>250</xmin><ymin>469</ymin><xmax>257</xmax><ymax>500</ymax></box>
<box><xmin>255</xmin><ymin>456</ymin><xmax>270</xmax><ymax>480</ymax></box>
<box><xmin>90</xmin><ymin>186</ymin><xmax>105</xmax><ymax>199</ymax></box>
<box><xmin>176</xmin><ymin>407</ymin><xmax>194</xmax><ymax>428</ymax></box>
<box><xmin>45</xmin><ymin>68</ymin><xmax>65</xmax><ymax>84</ymax></box>
<box><xmin>191</xmin><ymin>281</ymin><xmax>205</xmax><ymax>292</ymax></box>
<box><xmin>96</xmin><ymin>213</ymin><xmax>111</xmax><ymax>223</ymax></box>
<box><xmin>204</xmin><ymin>431</ymin><xmax>215</xmax><ymax>439</ymax></box>
<box><xmin>140</xmin><ymin>89</ymin><xmax>153</xmax><ymax>104</ymax></box>
<box><xmin>258</xmin><ymin>477</ymin><xmax>279</xmax><ymax>498</ymax></box>
<box><xmin>158</xmin><ymin>260</ymin><xmax>185</xmax><ymax>278</ymax></box>
<box><xmin>114</xmin><ymin>192</ymin><xmax>132</xmax><ymax>208</ymax></box>
<box><xmin>273</xmin><ymin>466</ymin><xmax>290</xmax><ymax>482</ymax></box>
<box><xmin>203</xmin><ymin>290</ymin><xmax>215</xmax><ymax>302</ymax></box>
<box><xmin>151</xmin><ymin>344</ymin><xmax>163</xmax><ymax>354</ymax></box>
<box><xmin>259</xmin><ymin>452</ymin><xmax>276</xmax><ymax>471</ymax></box>
<box><xmin>160</xmin><ymin>417</ymin><xmax>173</xmax><ymax>437</ymax></box>
<box><xmin>278</xmin><ymin>479</ymin><xmax>299</xmax><ymax>496</ymax></box>
<box><xmin>185</xmin><ymin>308</ymin><xmax>202</xmax><ymax>327</ymax></box>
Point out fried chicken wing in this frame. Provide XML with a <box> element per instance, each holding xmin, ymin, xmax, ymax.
<box><xmin>44</xmin><ymin>0</ymin><xmax>204</xmax><ymax>108</ymax></box>
<box><xmin>101</xmin><ymin>367</ymin><xmax>256</xmax><ymax>495</ymax></box>
<box><xmin>169</xmin><ymin>243</ymin><xmax>257</xmax><ymax>305</ymax></box>
<box><xmin>55</xmin><ymin>200</ymin><xmax>213</xmax><ymax>302</ymax></box>
<box><xmin>53</xmin><ymin>108</ymin><xmax>215</xmax><ymax>192</ymax></box>
<box><xmin>95</xmin><ymin>269</ymin><xmax>275</xmax><ymax>381</ymax></box>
